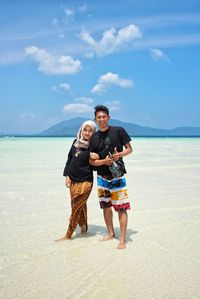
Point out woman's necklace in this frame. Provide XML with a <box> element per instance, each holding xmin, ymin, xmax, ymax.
<box><xmin>75</xmin><ymin>147</ymin><xmax>81</xmax><ymax>157</ymax></box>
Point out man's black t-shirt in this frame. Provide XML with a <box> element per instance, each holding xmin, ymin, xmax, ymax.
<box><xmin>89</xmin><ymin>126</ymin><xmax>131</xmax><ymax>176</ymax></box>
<box><xmin>63</xmin><ymin>140</ymin><xmax>93</xmax><ymax>182</ymax></box>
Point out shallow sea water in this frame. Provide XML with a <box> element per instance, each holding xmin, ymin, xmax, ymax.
<box><xmin>0</xmin><ymin>137</ymin><xmax>200</xmax><ymax>299</ymax></box>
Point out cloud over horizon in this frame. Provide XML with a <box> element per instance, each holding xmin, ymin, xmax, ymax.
<box><xmin>63</xmin><ymin>97</ymin><xmax>94</xmax><ymax>114</ymax></box>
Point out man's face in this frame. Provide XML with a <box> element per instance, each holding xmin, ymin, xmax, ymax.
<box><xmin>95</xmin><ymin>111</ymin><xmax>110</xmax><ymax>130</ymax></box>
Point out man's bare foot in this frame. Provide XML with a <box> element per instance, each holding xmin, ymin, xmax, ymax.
<box><xmin>117</xmin><ymin>240</ymin><xmax>126</xmax><ymax>249</ymax></box>
<box><xmin>101</xmin><ymin>234</ymin><xmax>115</xmax><ymax>241</ymax></box>
<box><xmin>55</xmin><ymin>235</ymin><xmax>70</xmax><ymax>242</ymax></box>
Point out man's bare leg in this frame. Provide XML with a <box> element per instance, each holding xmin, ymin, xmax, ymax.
<box><xmin>117</xmin><ymin>210</ymin><xmax>127</xmax><ymax>249</ymax></box>
<box><xmin>102</xmin><ymin>207</ymin><xmax>115</xmax><ymax>240</ymax></box>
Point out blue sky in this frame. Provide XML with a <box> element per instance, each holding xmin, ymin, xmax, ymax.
<box><xmin>0</xmin><ymin>0</ymin><xmax>200</xmax><ymax>133</ymax></box>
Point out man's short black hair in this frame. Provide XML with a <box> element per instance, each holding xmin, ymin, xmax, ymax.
<box><xmin>94</xmin><ymin>105</ymin><xmax>109</xmax><ymax>117</ymax></box>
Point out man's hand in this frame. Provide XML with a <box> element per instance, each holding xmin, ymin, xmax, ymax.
<box><xmin>112</xmin><ymin>147</ymin><xmax>121</xmax><ymax>161</ymax></box>
<box><xmin>65</xmin><ymin>176</ymin><xmax>71</xmax><ymax>188</ymax></box>
<box><xmin>104</xmin><ymin>155</ymin><xmax>113</xmax><ymax>166</ymax></box>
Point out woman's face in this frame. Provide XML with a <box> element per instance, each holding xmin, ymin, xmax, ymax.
<box><xmin>82</xmin><ymin>125</ymin><xmax>94</xmax><ymax>140</ymax></box>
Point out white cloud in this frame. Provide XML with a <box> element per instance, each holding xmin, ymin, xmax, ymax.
<box><xmin>52</xmin><ymin>83</ymin><xmax>71</xmax><ymax>93</ymax></box>
<box><xmin>53</xmin><ymin>4</ymin><xmax>88</xmax><ymax>33</ymax></box>
<box><xmin>100</xmin><ymin>72</ymin><xmax>133</xmax><ymax>87</ymax></box>
<box><xmin>64</xmin><ymin>8</ymin><xmax>75</xmax><ymax>23</ymax></box>
<box><xmin>52</xmin><ymin>86</ymin><xmax>61</xmax><ymax>93</ymax></box>
<box><xmin>63</xmin><ymin>97</ymin><xmax>94</xmax><ymax>114</ymax></box>
<box><xmin>74</xmin><ymin>97</ymin><xmax>93</xmax><ymax>104</ymax></box>
<box><xmin>65</xmin><ymin>8</ymin><xmax>74</xmax><ymax>17</ymax></box>
<box><xmin>104</xmin><ymin>100</ymin><xmax>121</xmax><ymax>111</ymax></box>
<box><xmin>91</xmin><ymin>72</ymin><xmax>133</xmax><ymax>95</ymax></box>
<box><xmin>85</xmin><ymin>52</ymin><xmax>94</xmax><ymax>58</ymax></box>
<box><xmin>58</xmin><ymin>32</ymin><xmax>65</xmax><ymax>38</ymax></box>
<box><xmin>60</xmin><ymin>83</ymin><xmax>71</xmax><ymax>91</ymax></box>
<box><xmin>52</xmin><ymin>16</ymin><xmax>65</xmax><ymax>38</ymax></box>
<box><xmin>20</xmin><ymin>112</ymin><xmax>35</xmax><ymax>120</ymax></box>
<box><xmin>52</xmin><ymin>18</ymin><xmax>58</xmax><ymax>26</ymax></box>
<box><xmin>24</xmin><ymin>46</ymin><xmax>81</xmax><ymax>75</ymax></box>
<box><xmin>91</xmin><ymin>83</ymin><xmax>106</xmax><ymax>95</ymax></box>
<box><xmin>63</xmin><ymin>103</ymin><xmax>93</xmax><ymax>114</ymax></box>
<box><xmin>149</xmin><ymin>48</ymin><xmax>170</xmax><ymax>62</ymax></box>
<box><xmin>80</xmin><ymin>24</ymin><xmax>142</xmax><ymax>56</ymax></box>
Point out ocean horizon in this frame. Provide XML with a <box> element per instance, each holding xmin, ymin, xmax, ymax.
<box><xmin>1</xmin><ymin>135</ymin><xmax>200</xmax><ymax>139</ymax></box>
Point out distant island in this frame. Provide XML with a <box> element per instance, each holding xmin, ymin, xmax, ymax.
<box><xmin>1</xmin><ymin>117</ymin><xmax>200</xmax><ymax>137</ymax></box>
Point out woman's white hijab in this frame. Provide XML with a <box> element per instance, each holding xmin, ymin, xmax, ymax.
<box><xmin>74</xmin><ymin>120</ymin><xmax>96</xmax><ymax>149</ymax></box>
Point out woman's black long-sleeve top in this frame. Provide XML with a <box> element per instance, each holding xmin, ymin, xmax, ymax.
<box><xmin>63</xmin><ymin>140</ymin><xmax>93</xmax><ymax>182</ymax></box>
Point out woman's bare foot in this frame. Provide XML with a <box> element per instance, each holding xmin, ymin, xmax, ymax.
<box><xmin>101</xmin><ymin>233</ymin><xmax>115</xmax><ymax>241</ymax></box>
<box><xmin>117</xmin><ymin>240</ymin><xmax>126</xmax><ymax>249</ymax></box>
<box><xmin>55</xmin><ymin>235</ymin><xmax>70</xmax><ymax>242</ymax></box>
<box><xmin>81</xmin><ymin>224</ymin><xmax>87</xmax><ymax>234</ymax></box>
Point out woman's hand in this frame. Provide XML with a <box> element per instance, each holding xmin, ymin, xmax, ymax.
<box><xmin>65</xmin><ymin>176</ymin><xmax>71</xmax><ymax>188</ymax></box>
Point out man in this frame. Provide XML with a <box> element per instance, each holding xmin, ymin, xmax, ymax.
<box><xmin>89</xmin><ymin>105</ymin><xmax>132</xmax><ymax>249</ymax></box>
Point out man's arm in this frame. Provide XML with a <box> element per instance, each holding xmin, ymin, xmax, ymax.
<box><xmin>89</xmin><ymin>155</ymin><xmax>113</xmax><ymax>166</ymax></box>
<box><xmin>112</xmin><ymin>142</ymin><xmax>132</xmax><ymax>161</ymax></box>
<box><xmin>90</xmin><ymin>152</ymin><xmax>99</xmax><ymax>160</ymax></box>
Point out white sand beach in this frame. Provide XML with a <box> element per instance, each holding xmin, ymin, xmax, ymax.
<box><xmin>0</xmin><ymin>137</ymin><xmax>200</xmax><ymax>299</ymax></box>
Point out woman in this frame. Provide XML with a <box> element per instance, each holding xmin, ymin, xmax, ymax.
<box><xmin>56</xmin><ymin>120</ymin><xmax>97</xmax><ymax>241</ymax></box>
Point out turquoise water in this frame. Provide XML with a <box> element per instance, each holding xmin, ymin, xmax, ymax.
<box><xmin>1</xmin><ymin>136</ymin><xmax>200</xmax><ymax>203</ymax></box>
<box><xmin>1</xmin><ymin>136</ymin><xmax>200</xmax><ymax>192</ymax></box>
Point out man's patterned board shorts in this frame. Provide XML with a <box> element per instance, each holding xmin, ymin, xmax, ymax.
<box><xmin>97</xmin><ymin>175</ymin><xmax>130</xmax><ymax>212</ymax></box>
